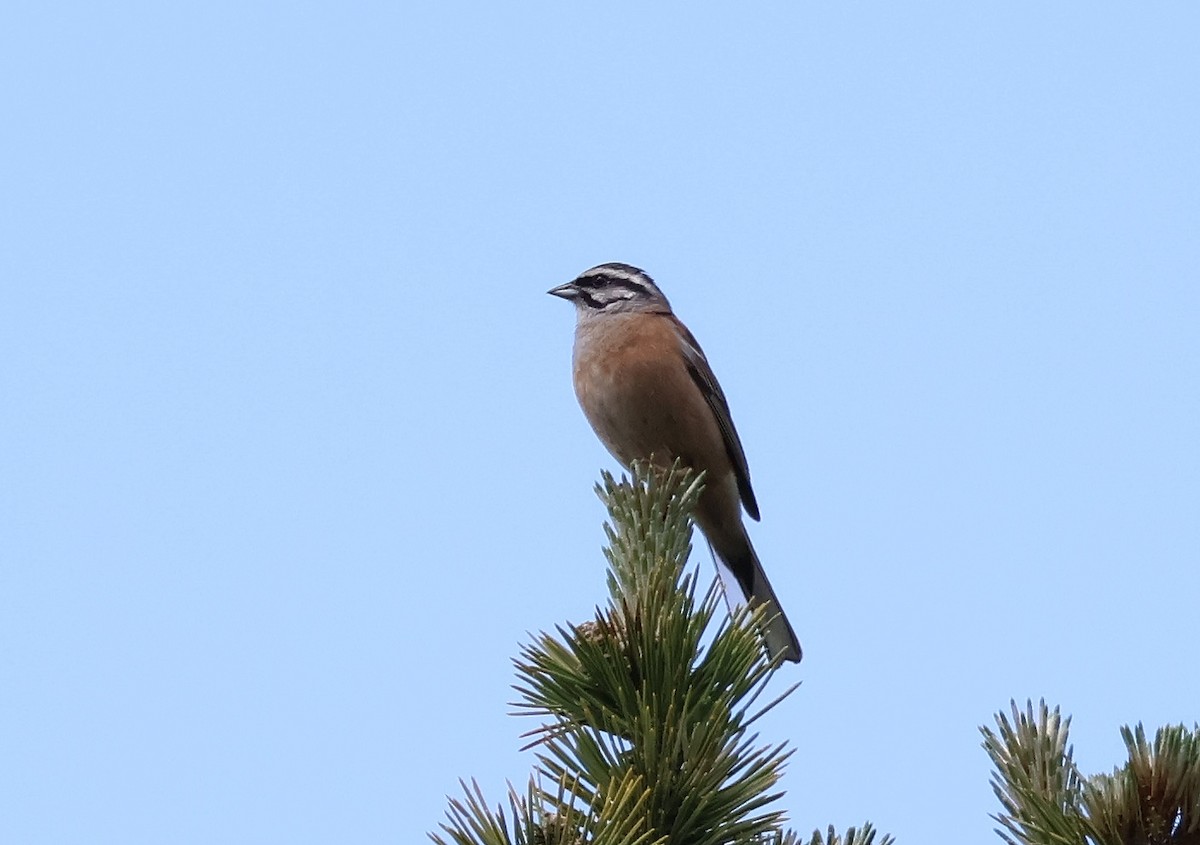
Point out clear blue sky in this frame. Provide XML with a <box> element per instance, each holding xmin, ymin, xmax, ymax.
<box><xmin>3</xmin><ymin>3</ymin><xmax>1197</xmax><ymax>842</ymax></box>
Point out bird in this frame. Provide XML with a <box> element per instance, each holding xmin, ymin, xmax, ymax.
<box><xmin>548</xmin><ymin>262</ymin><xmax>802</xmax><ymax>664</ymax></box>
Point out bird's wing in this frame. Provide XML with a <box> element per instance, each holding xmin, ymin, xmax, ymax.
<box><xmin>667</xmin><ymin>314</ymin><xmax>761</xmax><ymax>521</ymax></box>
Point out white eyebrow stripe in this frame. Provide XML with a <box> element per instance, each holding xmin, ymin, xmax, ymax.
<box><xmin>579</xmin><ymin>263</ymin><xmax>651</xmax><ymax>288</ymax></box>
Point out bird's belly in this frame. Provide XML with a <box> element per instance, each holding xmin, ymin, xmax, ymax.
<box><xmin>574</xmin><ymin>356</ymin><xmax>716</xmax><ymax>474</ymax></box>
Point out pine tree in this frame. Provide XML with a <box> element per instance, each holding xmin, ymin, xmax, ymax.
<box><xmin>432</xmin><ymin>462</ymin><xmax>890</xmax><ymax>845</ymax></box>
<box><xmin>982</xmin><ymin>699</ymin><xmax>1200</xmax><ymax>845</ymax></box>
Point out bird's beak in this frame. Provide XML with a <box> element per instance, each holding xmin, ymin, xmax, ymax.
<box><xmin>547</xmin><ymin>282</ymin><xmax>579</xmax><ymax>300</ymax></box>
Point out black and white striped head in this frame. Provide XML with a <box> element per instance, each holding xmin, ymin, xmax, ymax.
<box><xmin>548</xmin><ymin>262</ymin><xmax>672</xmax><ymax>315</ymax></box>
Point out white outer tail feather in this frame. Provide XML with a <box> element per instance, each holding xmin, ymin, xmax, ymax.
<box><xmin>707</xmin><ymin>539</ymin><xmax>803</xmax><ymax>664</ymax></box>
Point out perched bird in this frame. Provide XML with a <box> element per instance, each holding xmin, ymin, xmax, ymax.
<box><xmin>548</xmin><ymin>262</ymin><xmax>802</xmax><ymax>663</ymax></box>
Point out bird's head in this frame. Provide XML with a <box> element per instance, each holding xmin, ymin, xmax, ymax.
<box><xmin>548</xmin><ymin>262</ymin><xmax>672</xmax><ymax>316</ymax></box>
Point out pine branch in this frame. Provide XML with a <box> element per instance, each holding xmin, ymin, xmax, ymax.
<box><xmin>433</xmin><ymin>462</ymin><xmax>891</xmax><ymax>845</ymax></box>
<box><xmin>982</xmin><ymin>700</ymin><xmax>1200</xmax><ymax>845</ymax></box>
<box><xmin>804</xmin><ymin>823</ymin><xmax>896</xmax><ymax>845</ymax></box>
<box><xmin>515</xmin><ymin>462</ymin><xmax>791</xmax><ymax>845</ymax></box>
<box><xmin>1084</xmin><ymin>723</ymin><xmax>1200</xmax><ymax>845</ymax></box>
<box><xmin>982</xmin><ymin>700</ymin><xmax>1087</xmax><ymax>845</ymax></box>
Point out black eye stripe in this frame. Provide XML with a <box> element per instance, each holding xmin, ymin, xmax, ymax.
<box><xmin>577</xmin><ymin>273</ymin><xmax>620</xmax><ymax>289</ymax></box>
<box><xmin>576</xmin><ymin>273</ymin><xmax>648</xmax><ymax>294</ymax></box>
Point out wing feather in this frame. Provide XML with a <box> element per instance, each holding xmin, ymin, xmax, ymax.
<box><xmin>667</xmin><ymin>315</ymin><xmax>761</xmax><ymax>521</ymax></box>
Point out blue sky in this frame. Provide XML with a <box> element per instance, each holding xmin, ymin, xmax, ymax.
<box><xmin>3</xmin><ymin>3</ymin><xmax>1197</xmax><ymax>843</ymax></box>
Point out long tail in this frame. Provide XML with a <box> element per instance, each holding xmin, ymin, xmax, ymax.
<box><xmin>709</xmin><ymin>533</ymin><xmax>802</xmax><ymax>664</ymax></box>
